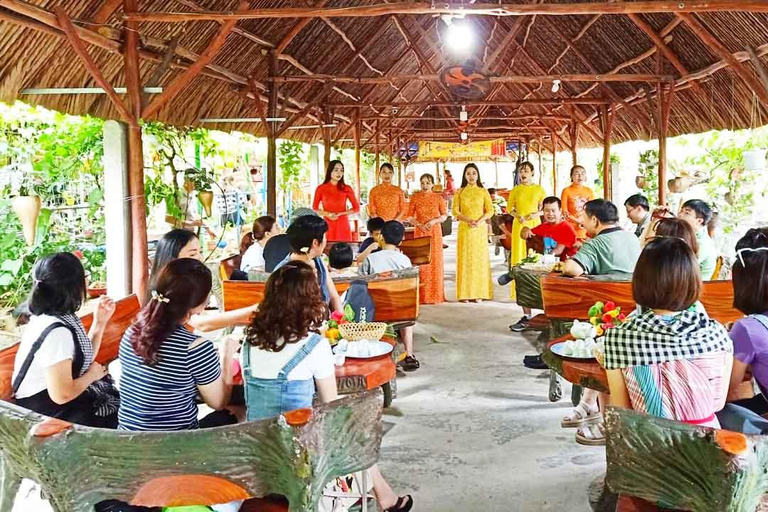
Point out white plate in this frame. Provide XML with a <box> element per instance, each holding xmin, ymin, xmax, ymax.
<box><xmin>550</xmin><ymin>341</ymin><xmax>597</xmax><ymax>361</ymax></box>
<box><xmin>333</xmin><ymin>341</ymin><xmax>394</xmax><ymax>359</ymax></box>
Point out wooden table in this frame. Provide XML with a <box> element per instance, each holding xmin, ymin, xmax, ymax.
<box><xmin>335</xmin><ymin>337</ymin><xmax>397</xmax><ymax>407</ymax></box>
<box><xmin>543</xmin><ymin>334</ymin><xmax>609</xmax><ymax>393</ymax></box>
<box><xmin>510</xmin><ymin>266</ymin><xmax>549</xmax><ymax>311</ymax></box>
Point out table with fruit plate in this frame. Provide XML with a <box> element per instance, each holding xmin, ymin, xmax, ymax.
<box><xmin>334</xmin><ymin>334</ymin><xmax>398</xmax><ymax>408</ymax></box>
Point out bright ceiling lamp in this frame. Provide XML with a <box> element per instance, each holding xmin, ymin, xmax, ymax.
<box><xmin>460</xmin><ymin>132</ymin><xmax>468</xmax><ymax>141</ymax></box>
<box><xmin>446</xmin><ymin>20</ymin><xmax>473</xmax><ymax>53</ymax></box>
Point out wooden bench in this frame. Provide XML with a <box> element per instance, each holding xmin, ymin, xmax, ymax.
<box><xmin>224</xmin><ymin>271</ymin><xmax>420</xmax><ymax>324</ymax></box>
<box><xmin>399</xmin><ymin>236</ymin><xmax>432</xmax><ymax>266</ymax></box>
<box><xmin>603</xmin><ymin>406</ymin><xmax>768</xmax><ymax>512</ymax></box>
<box><xmin>0</xmin><ymin>295</ymin><xmax>384</xmax><ymax>512</ymax></box>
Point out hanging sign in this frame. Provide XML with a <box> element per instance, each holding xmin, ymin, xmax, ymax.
<box><xmin>418</xmin><ymin>138</ymin><xmax>506</xmax><ymax>161</ymax></box>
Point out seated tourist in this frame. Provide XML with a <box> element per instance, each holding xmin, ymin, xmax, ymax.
<box><xmin>559</xmin><ymin>199</ymin><xmax>641</xmax><ymax>444</ymax></box>
<box><xmin>604</xmin><ymin>237</ymin><xmax>732</xmax><ymax>430</ymax></box>
<box><xmin>562</xmin><ymin>199</ymin><xmax>641</xmax><ymax>278</ymax></box>
<box><xmin>328</xmin><ymin>242</ymin><xmax>357</xmax><ymax>278</ymax></box>
<box><xmin>276</xmin><ymin>215</ymin><xmax>343</xmax><ymax>314</ymax></box>
<box><xmin>678</xmin><ymin>199</ymin><xmax>717</xmax><ymax>279</ymax></box>
<box><xmin>264</xmin><ymin>207</ymin><xmax>318</xmax><ymax>272</ymax></box>
<box><xmin>356</xmin><ymin>216</ymin><xmax>385</xmax><ymax>265</ymax></box>
<box><xmin>240</xmin><ymin>215</ymin><xmax>281</xmax><ymax>273</ymax></box>
<box><xmin>623</xmin><ymin>194</ymin><xmax>651</xmax><ymax>240</ymax></box>
<box><xmin>647</xmin><ymin>217</ymin><xmax>698</xmax><ymax>252</ymax></box>
<box><xmin>242</xmin><ymin>262</ymin><xmax>414</xmax><ymax>512</ymax></box>
<box><xmin>717</xmin><ymin>228</ymin><xmax>768</xmax><ymax>434</ymax></box>
<box><xmin>12</xmin><ymin>253</ymin><xmax>118</xmax><ymax>427</ymax></box>
<box><xmin>119</xmin><ymin>258</ymin><xmax>237</xmax><ymax>431</ymax></box>
<box><xmin>359</xmin><ymin>221</ymin><xmax>419</xmax><ymax>371</ymax></box>
<box><xmin>511</xmin><ymin>197</ymin><xmax>578</xmax><ymax>333</ymax></box>
<box><xmin>152</xmin><ymin>229</ymin><xmax>257</xmax><ymax>331</ymax></box>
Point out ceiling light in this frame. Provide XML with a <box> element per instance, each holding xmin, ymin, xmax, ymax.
<box><xmin>446</xmin><ymin>22</ymin><xmax>473</xmax><ymax>53</ymax></box>
<box><xmin>460</xmin><ymin>132</ymin><xmax>468</xmax><ymax>141</ymax></box>
<box><xmin>460</xmin><ymin>105</ymin><xmax>468</xmax><ymax>122</ymax></box>
<box><xmin>551</xmin><ymin>80</ymin><xmax>561</xmax><ymax>93</ymax></box>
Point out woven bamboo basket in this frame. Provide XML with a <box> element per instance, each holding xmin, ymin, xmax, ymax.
<box><xmin>338</xmin><ymin>322</ymin><xmax>387</xmax><ymax>342</ymax></box>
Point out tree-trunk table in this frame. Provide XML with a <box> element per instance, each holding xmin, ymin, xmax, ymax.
<box><xmin>543</xmin><ymin>334</ymin><xmax>609</xmax><ymax>394</ymax></box>
<box><xmin>335</xmin><ymin>337</ymin><xmax>397</xmax><ymax>406</ymax></box>
<box><xmin>510</xmin><ymin>265</ymin><xmax>550</xmax><ymax>311</ymax></box>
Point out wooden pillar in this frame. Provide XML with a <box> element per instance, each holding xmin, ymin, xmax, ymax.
<box><xmin>124</xmin><ymin>0</ymin><xmax>147</xmax><ymax>302</ymax></box>
<box><xmin>266</xmin><ymin>50</ymin><xmax>278</xmax><ymax>216</ymax></box>
<box><xmin>601</xmin><ymin>104</ymin><xmax>615</xmax><ymax>201</ymax></box>
<box><xmin>102</xmin><ymin>121</ymin><xmax>132</xmax><ymax>299</ymax></box>
<box><xmin>658</xmin><ymin>84</ymin><xmax>675</xmax><ymax>206</ymax></box>
<box><xmin>537</xmin><ymin>139</ymin><xmax>543</xmax><ymax>179</ymax></box>
<box><xmin>374</xmin><ymin>120</ymin><xmax>380</xmax><ymax>184</ymax></box>
<box><xmin>354</xmin><ymin>116</ymin><xmax>361</xmax><ymax>198</ymax></box>
<box><xmin>569</xmin><ymin>122</ymin><xmax>580</xmax><ymax>167</ymax></box>
<box><xmin>551</xmin><ymin>130</ymin><xmax>558</xmax><ymax>194</ymax></box>
<box><xmin>322</xmin><ymin>108</ymin><xmax>332</xmax><ymax>169</ymax></box>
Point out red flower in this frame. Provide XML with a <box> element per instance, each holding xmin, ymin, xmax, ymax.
<box><xmin>604</xmin><ymin>301</ymin><xmax>616</xmax><ymax>312</ymax></box>
<box><xmin>72</xmin><ymin>250</ymin><xmax>83</xmax><ymax>259</ymax></box>
<box><xmin>618</xmin><ymin>313</ymin><xmax>627</xmax><ymax>321</ymax></box>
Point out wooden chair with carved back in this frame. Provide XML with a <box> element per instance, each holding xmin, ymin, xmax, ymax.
<box><xmin>0</xmin><ymin>294</ymin><xmax>384</xmax><ymax>512</ymax></box>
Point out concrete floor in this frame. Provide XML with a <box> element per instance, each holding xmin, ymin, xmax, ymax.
<box><xmin>12</xmin><ymin>230</ymin><xmax>605</xmax><ymax>511</ymax></box>
<box><xmin>376</xmin><ymin>232</ymin><xmax>605</xmax><ymax>511</ymax></box>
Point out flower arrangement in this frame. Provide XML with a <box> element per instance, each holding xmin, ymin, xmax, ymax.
<box><xmin>587</xmin><ymin>301</ymin><xmax>627</xmax><ymax>336</ymax></box>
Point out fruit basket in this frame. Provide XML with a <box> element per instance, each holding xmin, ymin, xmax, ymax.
<box><xmin>339</xmin><ymin>322</ymin><xmax>387</xmax><ymax>342</ymax></box>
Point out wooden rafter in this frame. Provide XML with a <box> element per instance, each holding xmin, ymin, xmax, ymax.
<box><xmin>91</xmin><ymin>0</ymin><xmax>123</xmax><ymax>23</ymax></box>
<box><xmin>274</xmin><ymin>102</ymin><xmax>317</xmax><ymax>138</ymax></box>
<box><xmin>125</xmin><ymin>1</ymin><xmax>768</xmax><ymax>23</ymax></box>
<box><xmin>54</xmin><ymin>8</ymin><xmax>135</xmax><ymax>123</ymax></box>
<box><xmin>171</xmin><ymin>0</ymin><xmax>274</xmax><ymax>47</ymax></box>
<box><xmin>271</xmin><ymin>73</ymin><xmax>672</xmax><ymax>84</ymax></box>
<box><xmin>547</xmin><ymin>15</ymin><xmax>600</xmax><ymax>72</ymax></box>
<box><xmin>275</xmin><ymin>0</ymin><xmax>329</xmax><ymax>55</ymax></box>
<box><xmin>747</xmin><ymin>47</ymin><xmax>768</xmax><ymax>97</ymax></box>
<box><xmin>142</xmin><ymin>1</ymin><xmax>247</xmax><ymax>119</ymax></box>
<box><xmin>677</xmin><ymin>13</ymin><xmax>768</xmax><ymax>106</ymax></box>
<box><xmin>321</xmin><ymin>18</ymin><xmax>383</xmax><ymax>75</ymax></box>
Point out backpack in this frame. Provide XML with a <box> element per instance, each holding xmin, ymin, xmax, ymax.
<box><xmin>343</xmin><ymin>280</ymin><xmax>376</xmax><ymax>322</ymax></box>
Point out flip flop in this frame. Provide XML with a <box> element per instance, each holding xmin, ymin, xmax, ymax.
<box><xmin>385</xmin><ymin>495</ymin><xmax>414</xmax><ymax>512</ymax></box>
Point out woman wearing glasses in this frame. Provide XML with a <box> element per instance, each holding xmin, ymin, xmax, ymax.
<box><xmin>718</xmin><ymin>228</ymin><xmax>768</xmax><ymax>433</ymax></box>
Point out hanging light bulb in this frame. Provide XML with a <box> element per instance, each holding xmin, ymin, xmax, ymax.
<box><xmin>551</xmin><ymin>79</ymin><xmax>561</xmax><ymax>93</ymax></box>
<box><xmin>446</xmin><ymin>21</ymin><xmax>473</xmax><ymax>53</ymax></box>
<box><xmin>460</xmin><ymin>132</ymin><xmax>468</xmax><ymax>141</ymax></box>
<box><xmin>460</xmin><ymin>105</ymin><xmax>468</xmax><ymax>122</ymax></box>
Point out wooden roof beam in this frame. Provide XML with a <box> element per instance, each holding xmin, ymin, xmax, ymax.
<box><xmin>271</xmin><ymin>73</ymin><xmax>672</xmax><ymax>84</ymax></box>
<box><xmin>547</xmin><ymin>14</ymin><xmax>600</xmax><ymax>72</ymax></box>
<box><xmin>54</xmin><ymin>8</ymin><xmax>135</xmax><ymax>123</ymax></box>
<box><xmin>171</xmin><ymin>0</ymin><xmax>274</xmax><ymax>47</ymax></box>
<box><xmin>677</xmin><ymin>13</ymin><xmax>768</xmax><ymax>106</ymax></box>
<box><xmin>321</xmin><ymin>17</ymin><xmax>383</xmax><ymax>75</ymax></box>
<box><xmin>328</xmin><ymin>98</ymin><xmax>611</xmax><ymax>108</ymax></box>
<box><xmin>361</xmin><ymin>114</ymin><xmax>573</xmax><ymax>122</ymax></box>
<box><xmin>275</xmin><ymin>0</ymin><xmax>329</xmax><ymax>55</ymax></box>
<box><xmin>142</xmin><ymin>1</ymin><xmax>247</xmax><ymax>119</ymax></box>
<box><xmin>126</xmin><ymin>1</ymin><xmax>768</xmax><ymax>23</ymax></box>
<box><xmin>91</xmin><ymin>0</ymin><xmax>122</xmax><ymax>23</ymax></box>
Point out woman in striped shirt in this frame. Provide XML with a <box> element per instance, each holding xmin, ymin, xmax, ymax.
<box><xmin>118</xmin><ymin>258</ymin><xmax>236</xmax><ymax>431</ymax></box>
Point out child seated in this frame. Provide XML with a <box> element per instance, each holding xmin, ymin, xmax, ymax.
<box><xmin>360</xmin><ymin>221</ymin><xmax>419</xmax><ymax>371</ymax></box>
<box><xmin>356</xmin><ymin>217</ymin><xmax>385</xmax><ymax>266</ymax></box>
<box><xmin>328</xmin><ymin>242</ymin><xmax>357</xmax><ymax>278</ymax></box>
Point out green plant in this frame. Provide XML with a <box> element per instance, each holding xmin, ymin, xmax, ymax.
<box><xmin>79</xmin><ymin>248</ymin><xmax>106</xmax><ymax>284</ymax></box>
<box><xmin>637</xmin><ymin>149</ymin><xmax>659</xmax><ymax>202</ymax></box>
<box><xmin>595</xmin><ymin>153</ymin><xmax>620</xmax><ymax>198</ymax></box>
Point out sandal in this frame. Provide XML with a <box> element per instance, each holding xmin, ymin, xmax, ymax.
<box><xmin>575</xmin><ymin>420</ymin><xmax>605</xmax><ymax>446</ymax></box>
<box><xmin>385</xmin><ymin>495</ymin><xmax>414</xmax><ymax>512</ymax></box>
<box><xmin>561</xmin><ymin>400</ymin><xmax>601</xmax><ymax>428</ymax></box>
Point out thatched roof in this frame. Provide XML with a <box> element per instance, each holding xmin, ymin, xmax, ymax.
<box><xmin>1</xmin><ymin>0</ymin><xmax>768</xmax><ymax>149</ymax></box>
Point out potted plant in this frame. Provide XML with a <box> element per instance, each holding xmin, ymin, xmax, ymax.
<box><xmin>187</xmin><ymin>168</ymin><xmax>214</xmax><ymax>217</ymax></box>
<box><xmin>78</xmin><ymin>248</ymin><xmax>107</xmax><ymax>297</ymax></box>
<box><xmin>12</xmin><ymin>182</ymin><xmax>41</xmax><ymax>246</ymax></box>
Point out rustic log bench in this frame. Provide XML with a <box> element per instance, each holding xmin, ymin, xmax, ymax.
<box><xmin>0</xmin><ymin>295</ymin><xmax>384</xmax><ymax>512</ymax></box>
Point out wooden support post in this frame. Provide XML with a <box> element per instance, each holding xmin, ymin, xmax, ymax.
<box><xmin>601</xmin><ymin>104</ymin><xmax>615</xmax><ymax>200</ymax></box>
<box><xmin>658</xmin><ymin>83</ymin><xmax>675</xmax><ymax>205</ymax></box>
<box><xmin>374</xmin><ymin>120</ymin><xmax>380</xmax><ymax>183</ymax></box>
<box><xmin>123</xmin><ymin>0</ymin><xmax>147</xmax><ymax>302</ymax></box>
<box><xmin>266</xmin><ymin>50</ymin><xmax>278</xmax><ymax>217</ymax></box>
<box><xmin>354</xmin><ymin>116</ymin><xmax>361</xmax><ymax>198</ymax></box>
<box><xmin>551</xmin><ymin>130</ymin><xmax>558</xmax><ymax>194</ymax></box>
<box><xmin>323</xmin><ymin>108</ymin><xmax>332</xmax><ymax>169</ymax></box>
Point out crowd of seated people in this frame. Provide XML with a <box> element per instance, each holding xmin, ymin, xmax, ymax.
<box><xmin>10</xmin><ymin>210</ymin><xmax>420</xmax><ymax>512</ymax></box>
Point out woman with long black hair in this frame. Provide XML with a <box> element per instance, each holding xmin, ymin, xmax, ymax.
<box><xmin>312</xmin><ymin>159</ymin><xmax>360</xmax><ymax>241</ymax></box>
